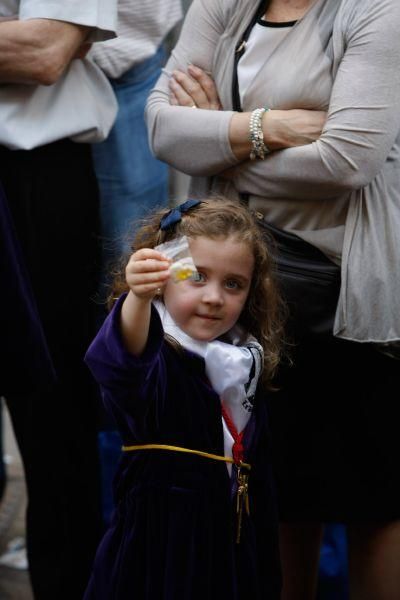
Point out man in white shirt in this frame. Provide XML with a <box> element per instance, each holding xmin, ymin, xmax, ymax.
<box><xmin>0</xmin><ymin>3</ymin><xmax>117</xmax><ymax>598</ymax></box>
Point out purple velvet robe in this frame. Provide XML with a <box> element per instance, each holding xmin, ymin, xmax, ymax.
<box><xmin>84</xmin><ymin>296</ymin><xmax>281</xmax><ymax>599</ymax></box>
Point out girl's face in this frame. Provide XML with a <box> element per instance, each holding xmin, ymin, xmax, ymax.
<box><xmin>163</xmin><ymin>235</ymin><xmax>254</xmax><ymax>342</ymax></box>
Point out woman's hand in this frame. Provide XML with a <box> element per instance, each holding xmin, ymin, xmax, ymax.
<box><xmin>169</xmin><ymin>65</ymin><xmax>222</xmax><ymax>110</ymax></box>
<box><xmin>125</xmin><ymin>249</ymin><xmax>171</xmax><ymax>302</ymax></box>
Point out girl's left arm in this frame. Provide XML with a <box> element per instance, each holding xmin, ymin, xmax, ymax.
<box><xmin>226</xmin><ymin>0</ymin><xmax>400</xmax><ymax>199</ymax></box>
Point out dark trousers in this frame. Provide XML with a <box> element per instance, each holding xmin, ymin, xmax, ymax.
<box><xmin>0</xmin><ymin>140</ymin><xmax>102</xmax><ymax>599</ymax></box>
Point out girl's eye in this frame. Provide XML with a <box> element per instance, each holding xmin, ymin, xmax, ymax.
<box><xmin>191</xmin><ymin>271</ymin><xmax>206</xmax><ymax>283</ymax></box>
<box><xmin>225</xmin><ymin>279</ymin><xmax>241</xmax><ymax>290</ymax></box>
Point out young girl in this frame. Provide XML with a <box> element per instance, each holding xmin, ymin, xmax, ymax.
<box><xmin>84</xmin><ymin>197</ymin><xmax>284</xmax><ymax>600</ymax></box>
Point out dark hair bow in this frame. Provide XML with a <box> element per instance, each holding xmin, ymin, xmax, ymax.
<box><xmin>160</xmin><ymin>199</ymin><xmax>202</xmax><ymax>231</ymax></box>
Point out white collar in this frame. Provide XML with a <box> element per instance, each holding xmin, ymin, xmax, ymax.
<box><xmin>154</xmin><ymin>302</ymin><xmax>263</xmax><ymax>471</ymax></box>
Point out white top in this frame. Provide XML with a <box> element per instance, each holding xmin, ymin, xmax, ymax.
<box><xmin>238</xmin><ymin>19</ymin><xmax>294</xmax><ymax>105</ymax></box>
<box><xmin>91</xmin><ymin>0</ymin><xmax>183</xmax><ymax>79</ymax></box>
<box><xmin>0</xmin><ymin>0</ymin><xmax>118</xmax><ymax>150</ymax></box>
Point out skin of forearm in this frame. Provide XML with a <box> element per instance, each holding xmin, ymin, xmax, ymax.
<box><xmin>229</xmin><ymin>113</ymin><xmax>252</xmax><ymax>160</ymax></box>
<box><xmin>265</xmin><ymin>109</ymin><xmax>326</xmax><ymax>148</ymax></box>
<box><xmin>0</xmin><ymin>19</ymin><xmax>90</xmax><ymax>85</ymax></box>
<box><xmin>120</xmin><ymin>292</ymin><xmax>152</xmax><ymax>357</ymax></box>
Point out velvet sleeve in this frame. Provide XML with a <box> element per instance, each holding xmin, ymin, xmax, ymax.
<box><xmin>85</xmin><ymin>296</ymin><xmax>167</xmax><ymax>419</ymax></box>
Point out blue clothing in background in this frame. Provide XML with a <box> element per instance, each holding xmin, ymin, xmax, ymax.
<box><xmin>92</xmin><ymin>45</ymin><xmax>168</xmax><ymax>266</ymax></box>
<box><xmin>318</xmin><ymin>524</ymin><xmax>349</xmax><ymax>600</ymax></box>
<box><xmin>97</xmin><ymin>429</ymin><xmax>122</xmax><ymax>525</ymax></box>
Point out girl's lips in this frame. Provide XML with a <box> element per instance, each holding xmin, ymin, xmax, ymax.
<box><xmin>196</xmin><ymin>314</ymin><xmax>221</xmax><ymax>320</ymax></box>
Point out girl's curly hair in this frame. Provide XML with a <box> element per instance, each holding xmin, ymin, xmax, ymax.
<box><xmin>110</xmin><ymin>196</ymin><xmax>286</xmax><ymax>388</ymax></box>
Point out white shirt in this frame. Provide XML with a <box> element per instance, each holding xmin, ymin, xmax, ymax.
<box><xmin>238</xmin><ymin>19</ymin><xmax>295</xmax><ymax>105</ymax></box>
<box><xmin>0</xmin><ymin>0</ymin><xmax>118</xmax><ymax>150</ymax></box>
<box><xmin>91</xmin><ymin>0</ymin><xmax>183</xmax><ymax>79</ymax></box>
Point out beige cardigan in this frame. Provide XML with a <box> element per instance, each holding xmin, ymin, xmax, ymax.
<box><xmin>146</xmin><ymin>0</ymin><xmax>400</xmax><ymax>343</ymax></box>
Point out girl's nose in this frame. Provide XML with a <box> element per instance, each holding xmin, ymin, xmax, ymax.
<box><xmin>202</xmin><ymin>283</ymin><xmax>224</xmax><ymax>305</ymax></box>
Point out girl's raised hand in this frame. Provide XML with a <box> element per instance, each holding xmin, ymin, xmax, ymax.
<box><xmin>169</xmin><ymin>65</ymin><xmax>222</xmax><ymax>110</ymax></box>
<box><xmin>125</xmin><ymin>249</ymin><xmax>171</xmax><ymax>301</ymax></box>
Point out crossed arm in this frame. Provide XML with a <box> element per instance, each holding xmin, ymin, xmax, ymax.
<box><xmin>170</xmin><ymin>64</ymin><xmax>326</xmax><ymax>160</ymax></box>
<box><xmin>147</xmin><ymin>0</ymin><xmax>400</xmax><ymax>196</ymax></box>
<box><xmin>146</xmin><ymin>0</ymin><xmax>326</xmax><ymax>177</ymax></box>
<box><xmin>0</xmin><ymin>18</ymin><xmax>91</xmax><ymax>85</ymax></box>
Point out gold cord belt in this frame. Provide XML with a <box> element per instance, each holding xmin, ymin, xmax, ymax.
<box><xmin>122</xmin><ymin>443</ymin><xmax>251</xmax><ymax>470</ymax></box>
<box><xmin>122</xmin><ymin>443</ymin><xmax>251</xmax><ymax>543</ymax></box>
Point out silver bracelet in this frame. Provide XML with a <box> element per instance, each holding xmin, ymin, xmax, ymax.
<box><xmin>249</xmin><ymin>107</ymin><xmax>270</xmax><ymax>160</ymax></box>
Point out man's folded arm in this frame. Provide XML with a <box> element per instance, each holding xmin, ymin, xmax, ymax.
<box><xmin>0</xmin><ymin>18</ymin><xmax>91</xmax><ymax>85</ymax></box>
